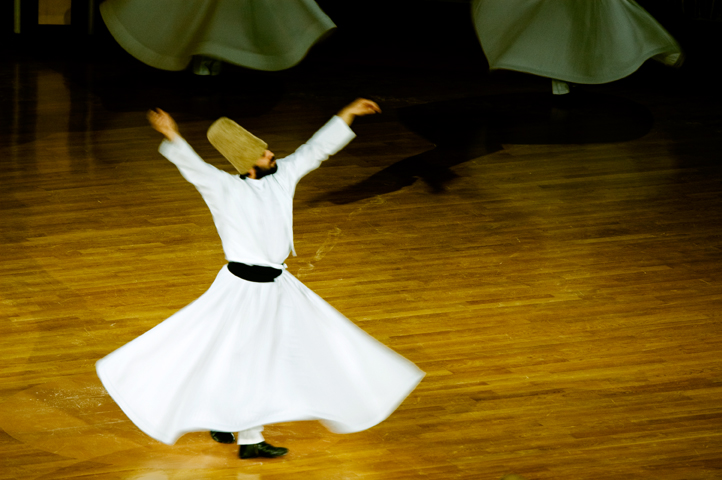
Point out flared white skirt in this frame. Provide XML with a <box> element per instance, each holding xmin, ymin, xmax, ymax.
<box><xmin>96</xmin><ymin>266</ymin><xmax>424</xmax><ymax>445</ymax></box>
<box><xmin>472</xmin><ymin>0</ymin><xmax>683</xmax><ymax>84</ymax></box>
<box><xmin>99</xmin><ymin>0</ymin><xmax>336</xmax><ymax>71</ymax></box>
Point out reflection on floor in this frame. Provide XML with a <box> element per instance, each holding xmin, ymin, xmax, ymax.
<box><xmin>0</xmin><ymin>373</ymin><xmax>337</xmax><ymax>470</ymax></box>
<box><xmin>2</xmin><ymin>6</ymin><xmax>722</xmax><ymax>479</ymax></box>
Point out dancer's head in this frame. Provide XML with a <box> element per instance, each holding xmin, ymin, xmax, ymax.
<box><xmin>248</xmin><ymin>150</ymin><xmax>278</xmax><ymax>179</ymax></box>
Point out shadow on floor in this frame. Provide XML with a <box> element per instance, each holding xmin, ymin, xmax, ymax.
<box><xmin>317</xmin><ymin>90</ymin><xmax>654</xmax><ymax>204</ymax></box>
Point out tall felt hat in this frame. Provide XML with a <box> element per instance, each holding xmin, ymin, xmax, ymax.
<box><xmin>207</xmin><ymin>117</ymin><xmax>267</xmax><ymax>174</ymax></box>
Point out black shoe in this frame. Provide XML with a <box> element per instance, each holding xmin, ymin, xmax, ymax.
<box><xmin>210</xmin><ymin>431</ymin><xmax>236</xmax><ymax>444</ymax></box>
<box><xmin>239</xmin><ymin>441</ymin><xmax>288</xmax><ymax>459</ymax></box>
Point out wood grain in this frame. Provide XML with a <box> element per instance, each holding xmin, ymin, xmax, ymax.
<box><xmin>1</xmin><ymin>31</ymin><xmax>721</xmax><ymax>480</ymax></box>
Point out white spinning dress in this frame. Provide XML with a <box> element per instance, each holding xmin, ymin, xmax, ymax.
<box><xmin>472</xmin><ymin>0</ymin><xmax>683</xmax><ymax>84</ymax></box>
<box><xmin>96</xmin><ymin>117</ymin><xmax>425</xmax><ymax>444</ymax></box>
<box><xmin>100</xmin><ymin>0</ymin><xmax>336</xmax><ymax>71</ymax></box>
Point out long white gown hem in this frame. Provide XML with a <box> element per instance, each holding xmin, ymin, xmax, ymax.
<box><xmin>472</xmin><ymin>0</ymin><xmax>683</xmax><ymax>85</ymax></box>
<box><xmin>100</xmin><ymin>0</ymin><xmax>336</xmax><ymax>72</ymax></box>
<box><xmin>488</xmin><ymin>45</ymin><xmax>682</xmax><ymax>84</ymax></box>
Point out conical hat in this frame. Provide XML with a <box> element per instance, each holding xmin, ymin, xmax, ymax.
<box><xmin>207</xmin><ymin>117</ymin><xmax>267</xmax><ymax>174</ymax></box>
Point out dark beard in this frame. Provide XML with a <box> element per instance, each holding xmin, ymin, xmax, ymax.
<box><xmin>253</xmin><ymin>163</ymin><xmax>278</xmax><ymax>179</ymax></box>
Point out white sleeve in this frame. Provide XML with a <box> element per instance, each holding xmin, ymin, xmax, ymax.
<box><xmin>158</xmin><ymin>137</ymin><xmax>234</xmax><ymax>201</ymax></box>
<box><xmin>274</xmin><ymin>116</ymin><xmax>356</xmax><ymax>196</ymax></box>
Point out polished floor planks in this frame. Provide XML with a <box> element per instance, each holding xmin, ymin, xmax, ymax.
<box><xmin>2</xmin><ymin>37</ymin><xmax>722</xmax><ymax>480</ymax></box>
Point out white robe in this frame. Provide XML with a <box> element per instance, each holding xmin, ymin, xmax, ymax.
<box><xmin>472</xmin><ymin>0</ymin><xmax>683</xmax><ymax>84</ymax></box>
<box><xmin>96</xmin><ymin>117</ymin><xmax>425</xmax><ymax>445</ymax></box>
<box><xmin>99</xmin><ymin>0</ymin><xmax>336</xmax><ymax>71</ymax></box>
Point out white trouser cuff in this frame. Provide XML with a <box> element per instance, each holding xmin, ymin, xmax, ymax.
<box><xmin>236</xmin><ymin>426</ymin><xmax>265</xmax><ymax>445</ymax></box>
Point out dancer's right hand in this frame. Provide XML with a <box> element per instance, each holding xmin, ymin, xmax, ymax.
<box><xmin>148</xmin><ymin>108</ymin><xmax>180</xmax><ymax>141</ymax></box>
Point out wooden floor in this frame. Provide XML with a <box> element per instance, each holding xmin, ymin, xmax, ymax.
<box><xmin>2</xmin><ymin>13</ymin><xmax>722</xmax><ymax>480</ymax></box>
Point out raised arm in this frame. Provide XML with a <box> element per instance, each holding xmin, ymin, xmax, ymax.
<box><xmin>336</xmin><ymin>98</ymin><xmax>382</xmax><ymax>126</ymax></box>
<box><xmin>148</xmin><ymin>108</ymin><xmax>233</xmax><ymax>201</ymax></box>
<box><xmin>274</xmin><ymin>99</ymin><xmax>380</xmax><ymax>195</ymax></box>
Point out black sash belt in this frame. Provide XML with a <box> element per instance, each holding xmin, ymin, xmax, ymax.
<box><xmin>227</xmin><ymin>262</ymin><xmax>282</xmax><ymax>283</ymax></box>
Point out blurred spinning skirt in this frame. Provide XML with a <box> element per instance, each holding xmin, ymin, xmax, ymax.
<box><xmin>100</xmin><ymin>0</ymin><xmax>336</xmax><ymax>71</ymax></box>
<box><xmin>472</xmin><ymin>0</ymin><xmax>683</xmax><ymax>84</ymax></box>
<box><xmin>96</xmin><ymin>266</ymin><xmax>424</xmax><ymax>445</ymax></box>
